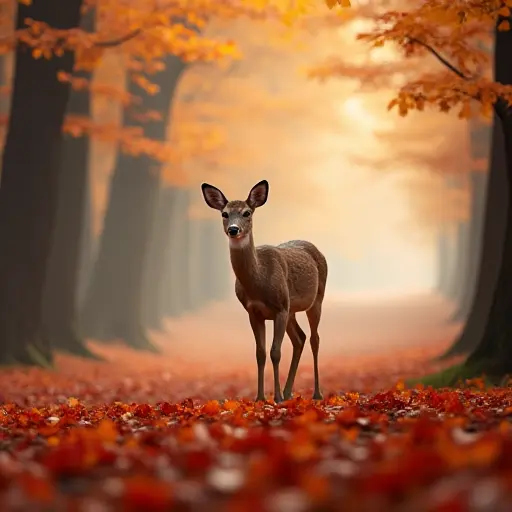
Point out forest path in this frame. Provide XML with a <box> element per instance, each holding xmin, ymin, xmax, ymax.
<box><xmin>160</xmin><ymin>291</ymin><xmax>461</xmax><ymax>365</ymax></box>
<box><xmin>0</xmin><ymin>292</ymin><xmax>464</xmax><ymax>405</ymax></box>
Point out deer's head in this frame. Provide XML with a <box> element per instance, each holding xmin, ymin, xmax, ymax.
<box><xmin>201</xmin><ymin>180</ymin><xmax>269</xmax><ymax>245</ymax></box>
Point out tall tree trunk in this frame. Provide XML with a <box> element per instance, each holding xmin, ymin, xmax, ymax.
<box><xmin>0</xmin><ymin>0</ymin><xmax>82</xmax><ymax>366</ymax></box>
<box><xmin>142</xmin><ymin>185</ymin><xmax>176</xmax><ymax>330</ymax></box>
<box><xmin>438</xmin><ymin>222</ymin><xmax>458</xmax><ymax>298</ymax></box>
<box><xmin>77</xmin><ymin>177</ymin><xmax>94</xmax><ymax>308</ymax></box>
<box><xmin>80</xmin><ymin>56</ymin><xmax>186</xmax><ymax>350</ymax></box>
<box><xmin>448</xmin><ymin>117</ymin><xmax>492</xmax><ymax>322</ymax></box>
<box><xmin>435</xmin><ymin>225</ymin><xmax>451</xmax><ymax>295</ymax></box>
<box><xmin>203</xmin><ymin>218</ymin><xmax>230</xmax><ymax>302</ymax></box>
<box><xmin>184</xmin><ymin>218</ymin><xmax>231</xmax><ymax>310</ymax></box>
<box><xmin>187</xmin><ymin>218</ymin><xmax>209</xmax><ymax>311</ymax></box>
<box><xmin>446</xmin><ymin>220</ymin><xmax>469</xmax><ymax>305</ymax></box>
<box><xmin>449</xmin><ymin>171</ymin><xmax>487</xmax><ymax>323</ymax></box>
<box><xmin>161</xmin><ymin>187</ymin><xmax>191</xmax><ymax>318</ymax></box>
<box><xmin>443</xmin><ymin>120</ymin><xmax>507</xmax><ymax>358</ymax></box>
<box><xmin>461</xmin><ymin>19</ymin><xmax>512</xmax><ymax>372</ymax></box>
<box><xmin>42</xmin><ymin>9</ymin><xmax>97</xmax><ymax>359</ymax></box>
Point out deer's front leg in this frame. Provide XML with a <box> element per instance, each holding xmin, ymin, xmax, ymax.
<box><xmin>249</xmin><ymin>313</ymin><xmax>266</xmax><ymax>402</ymax></box>
<box><xmin>270</xmin><ymin>310</ymin><xmax>288</xmax><ymax>403</ymax></box>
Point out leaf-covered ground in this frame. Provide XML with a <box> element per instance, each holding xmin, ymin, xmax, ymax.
<box><xmin>0</xmin><ymin>339</ymin><xmax>509</xmax><ymax>511</ymax></box>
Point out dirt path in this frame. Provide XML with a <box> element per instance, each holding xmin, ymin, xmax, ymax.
<box><xmin>0</xmin><ymin>292</ymin><xmax>464</xmax><ymax>405</ymax></box>
<box><xmin>159</xmin><ymin>292</ymin><xmax>461</xmax><ymax>366</ymax></box>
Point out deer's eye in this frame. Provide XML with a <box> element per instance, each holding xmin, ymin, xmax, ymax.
<box><xmin>221</xmin><ymin>212</ymin><xmax>228</xmax><ymax>219</ymax></box>
<box><xmin>243</xmin><ymin>210</ymin><xmax>251</xmax><ymax>217</ymax></box>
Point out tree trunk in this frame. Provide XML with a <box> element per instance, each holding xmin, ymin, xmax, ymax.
<box><xmin>77</xmin><ymin>177</ymin><xmax>94</xmax><ymax>308</ymax></box>
<box><xmin>442</xmin><ymin>120</ymin><xmax>507</xmax><ymax>358</ymax></box>
<box><xmin>183</xmin><ymin>218</ymin><xmax>231</xmax><ymax>311</ymax></box>
<box><xmin>461</xmin><ymin>19</ymin><xmax>512</xmax><ymax>372</ymax></box>
<box><xmin>0</xmin><ymin>0</ymin><xmax>82</xmax><ymax>366</ymax></box>
<box><xmin>449</xmin><ymin>171</ymin><xmax>487</xmax><ymax>323</ymax></box>
<box><xmin>42</xmin><ymin>9</ymin><xmax>97</xmax><ymax>359</ymax></box>
<box><xmin>187</xmin><ymin>218</ymin><xmax>209</xmax><ymax>311</ymax></box>
<box><xmin>161</xmin><ymin>187</ymin><xmax>192</xmax><ymax>317</ymax></box>
<box><xmin>142</xmin><ymin>186</ymin><xmax>176</xmax><ymax>330</ymax></box>
<box><xmin>203</xmin><ymin>218</ymin><xmax>230</xmax><ymax>302</ymax></box>
<box><xmin>435</xmin><ymin>225</ymin><xmax>451</xmax><ymax>295</ymax></box>
<box><xmin>446</xmin><ymin>221</ymin><xmax>470</xmax><ymax>305</ymax></box>
<box><xmin>80</xmin><ymin>55</ymin><xmax>186</xmax><ymax>350</ymax></box>
<box><xmin>438</xmin><ymin>222</ymin><xmax>459</xmax><ymax>298</ymax></box>
<box><xmin>448</xmin><ymin>116</ymin><xmax>492</xmax><ymax>322</ymax></box>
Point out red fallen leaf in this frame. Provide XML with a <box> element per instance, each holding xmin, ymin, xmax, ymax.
<box><xmin>47</xmin><ymin>436</ymin><xmax>60</xmax><ymax>447</ymax></box>
<box><xmin>226</xmin><ymin>492</ymin><xmax>265</xmax><ymax>512</ymax></box>
<box><xmin>41</xmin><ymin>443</ymin><xmax>90</xmax><ymax>475</ymax></box>
<box><xmin>96</xmin><ymin>419</ymin><xmax>118</xmax><ymax>443</ymax></box>
<box><xmin>359</xmin><ymin>449</ymin><xmax>445</xmax><ymax>495</ymax></box>
<box><xmin>293</xmin><ymin>408</ymin><xmax>320</xmax><ymax>425</ymax></box>
<box><xmin>432</xmin><ymin>495</ymin><xmax>466</xmax><ymax>512</ymax></box>
<box><xmin>300</xmin><ymin>472</ymin><xmax>329</xmax><ymax>502</ymax></box>
<box><xmin>123</xmin><ymin>475</ymin><xmax>174</xmax><ymax>511</ymax></box>
<box><xmin>496</xmin><ymin>436</ymin><xmax>512</xmax><ymax>470</ymax></box>
<box><xmin>67</xmin><ymin>397</ymin><xmax>80</xmax><ymax>407</ymax></box>
<box><xmin>18</xmin><ymin>414</ymin><xmax>29</xmax><ymax>427</ymax></box>
<box><xmin>287</xmin><ymin>430</ymin><xmax>318</xmax><ymax>462</ymax></box>
<box><xmin>395</xmin><ymin>380</ymin><xmax>406</xmax><ymax>391</ymax></box>
<box><xmin>202</xmin><ymin>400</ymin><xmax>221</xmax><ymax>416</ymax></box>
<box><xmin>206</xmin><ymin>422</ymin><xmax>226</xmax><ymax>442</ymax></box>
<box><xmin>180</xmin><ymin>398</ymin><xmax>194</xmax><ymax>409</ymax></box>
<box><xmin>369</xmin><ymin>390</ymin><xmax>407</xmax><ymax>410</ymax></box>
<box><xmin>38</xmin><ymin>425</ymin><xmax>61</xmax><ymax>437</ymax></box>
<box><xmin>440</xmin><ymin>433</ymin><xmax>502</xmax><ymax>470</ymax></box>
<box><xmin>340</xmin><ymin>426</ymin><xmax>359</xmax><ymax>442</ymax></box>
<box><xmin>133</xmin><ymin>404</ymin><xmax>153</xmax><ymax>418</ymax></box>
<box><xmin>440</xmin><ymin>392</ymin><xmax>465</xmax><ymax>414</ymax></box>
<box><xmin>223</xmin><ymin>399</ymin><xmax>239</xmax><ymax>411</ymax></box>
<box><xmin>183</xmin><ymin>449</ymin><xmax>214</xmax><ymax>473</ymax></box>
<box><xmin>158</xmin><ymin>401</ymin><xmax>178</xmax><ymax>415</ymax></box>
<box><xmin>229</xmin><ymin>429</ymin><xmax>275</xmax><ymax>453</ymax></box>
<box><xmin>176</xmin><ymin>426</ymin><xmax>196</xmax><ymax>444</ymax></box>
<box><xmin>410</xmin><ymin>416</ymin><xmax>443</xmax><ymax>444</ymax></box>
<box><xmin>335</xmin><ymin>406</ymin><xmax>361</xmax><ymax>427</ymax></box>
<box><xmin>266</xmin><ymin>447</ymin><xmax>301</xmax><ymax>486</ymax></box>
<box><xmin>18</xmin><ymin>472</ymin><xmax>55</xmax><ymax>503</ymax></box>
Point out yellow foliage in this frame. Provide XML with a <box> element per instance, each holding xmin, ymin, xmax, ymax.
<box><xmin>315</xmin><ymin>0</ymin><xmax>512</xmax><ymax>123</ymax></box>
<box><xmin>325</xmin><ymin>0</ymin><xmax>350</xmax><ymax>9</ymax></box>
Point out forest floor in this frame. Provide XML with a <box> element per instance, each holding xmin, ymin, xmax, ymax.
<box><xmin>0</xmin><ymin>293</ymin><xmax>511</xmax><ymax>511</ymax></box>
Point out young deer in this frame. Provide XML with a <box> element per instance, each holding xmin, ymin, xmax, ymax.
<box><xmin>201</xmin><ymin>180</ymin><xmax>328</xmax><ymax>403</ymax></box>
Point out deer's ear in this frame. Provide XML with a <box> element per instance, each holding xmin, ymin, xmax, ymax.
<box><xmin>202</xmin><ymin>183</ymin><xmax>228</xmax><ymax>211</ymax></box>
<box><xmin>247</xmin><ymin>180</ymin><xmax>269</xmax><ymax>209</ymax></box>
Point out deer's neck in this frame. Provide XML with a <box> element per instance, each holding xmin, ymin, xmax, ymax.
<box><xmin>229</xmin><ymin>233</ymin><xmax>260</xmax><ymax>288</ymax></box>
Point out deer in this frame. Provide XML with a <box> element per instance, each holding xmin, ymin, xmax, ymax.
<box><xmin>201</xmin><ymin>179</ymin><xmax>328</xmax><ymax>403</ymax></box>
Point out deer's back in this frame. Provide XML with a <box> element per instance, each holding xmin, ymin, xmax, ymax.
<box><xmin>276</xmin><ymin>240</ymin><xmax>327</xmax><ymax>310</ymax></box>
<box><xmin>234</xmin><ymin>240</ymin><xmax>326</xmax><ymax>317</ymax></box>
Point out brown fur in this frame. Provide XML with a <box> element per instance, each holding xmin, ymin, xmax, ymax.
<box><xmin>201</xmin><ymin>181</ymin><xmax>328</xmax><ymax>403</ymax></box>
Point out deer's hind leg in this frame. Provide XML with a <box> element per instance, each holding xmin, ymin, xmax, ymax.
<box><xmin>283</xmin><ymin>314</ymin><xmax>307</xmax><ymax>400</ymax></box>
<box><xmin>306</xmin><ymin>296</ymin><xmax>324</xmax><ymax>400</ymax></box>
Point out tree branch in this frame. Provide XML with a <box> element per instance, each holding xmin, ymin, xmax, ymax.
<box><xmin>94</xmin><ymin>27</ymin><xmax>143</xmax><ymax>48</ymax></box>
<box><xmin>407</xmin><ymin>37</ymin><xmax>470</xmax><ymax>81</ymax></box>
<box><xmin>407</xmin><ymin>37</ymin><xmax>509</xmax><ymax>120</ymax></box>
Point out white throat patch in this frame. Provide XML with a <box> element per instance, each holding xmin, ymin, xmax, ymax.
<box><xmin>229</xmin><ymin>235</ymin><xmax>250</xmax><ymax>249</ymax></box>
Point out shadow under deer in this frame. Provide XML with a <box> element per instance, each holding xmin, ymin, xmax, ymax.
<box><xmin>201</xmin><ymin>180</ymin><xmax>328</xmax><ymax>403</ymax></box>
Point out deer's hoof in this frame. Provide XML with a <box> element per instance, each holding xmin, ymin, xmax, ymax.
<box><xmin>283</xmin><ymin>391</ymin><xmax>293</xmax><ymax>400</ymax></box>
<box><xmin>255</xmin><ymin>395</ymin><xmax>266</xmax><ymax>402</ymax></box>
<box><xmin>274</xmin><ymin>394</ymin><xmax>284</xmax><ymax>404</ymax></box>
<box><xmin>312</xmin><ymin>391</ymin><xmax>324</xmax><ymax>400</ymax></box>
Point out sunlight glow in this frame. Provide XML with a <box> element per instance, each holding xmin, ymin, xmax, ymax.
<box><xmin>341</xmin><ymin>97</ymin><xmax>376</xmax><ymax>129</ymax></box>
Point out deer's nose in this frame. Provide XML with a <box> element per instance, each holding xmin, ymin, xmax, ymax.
<box><xmin>227</xmin><ymin>225</ymin><xmax>240</xmax><ymax>237</ymax></box>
